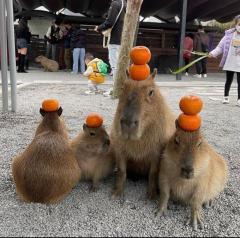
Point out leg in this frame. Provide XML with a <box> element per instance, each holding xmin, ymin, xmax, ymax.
<box><xmin>154</xmin><ymin>177</ymin><xmax>170</xmax><ymax>216</ymax></box>
<box><xmin>195</xmin><ymin>57</ymin><xmax>202</xmax><ymax>75</ymax></box>
<box><xmin>80</xmin><ymin>48</ymin><xmax>86</xmax><ymax>73</ymax></box>
<box><xmin>185</xmin><ymin>58</ymin><xmax>190</xmax><ymax>73</ymax></box>
<box><xmin>237</xmin><ymin>72</ymin><xmax>240</xmax><ymax>100</ymax></box>
<box><xmin>46</xmin><ymin>43</ymin><xmax>51</xmax><ymax>58</ymax></box>
<box><xmin>52</xmin><ymin>44</ymin><xmax>57</xmax><ymax>61</ymax></box>
<box><xmin>72</xmin><ymin>48</ymin><xmax>80</xmax><ymax>74</ymax></box>
<box><xmin>64</xmin><ymin>48</ymin><xmax>71</xmax><ymax>70</ymax></box>
<box><xmin>201</xmin><ymin>57</ymin><xmax>207</xmax><ymax>74</ymax></box>
<box><xmin>190</xmin><ymin>203</ymin><xmax>204</xmax><ymax>231</ymax></box>
<box><xmin>112</xmin><ymin>156</ymin><xmax>127</xmax><ymax>198</ymax></box>
<box><xmin>147</xmin><ymin>157</ymin><xmax>159</xmax><ymax>199</ymax></box>
<box><xmin>225</xmin><ymin>71</ymin><xmax>234</xmax><ymax>97</ymax></box>
<box><xmin>108</xmin><ymin>44</ymin><xmax>120</xmax><ymax>84</ymax></box>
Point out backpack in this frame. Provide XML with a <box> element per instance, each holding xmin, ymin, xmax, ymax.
<box><xmin>96</xmin><ymin>60</ymin><xmax>109</xmax><ymax>76</ymax></box>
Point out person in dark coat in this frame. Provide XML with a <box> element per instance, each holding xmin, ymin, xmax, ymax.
<box><xmin>193</xmin><ymin>25</ymin><xmax>210</xmax><ymax>78</ymax></box>
<box><xmin>70</xmin><ymin>25</ymin><xmax>86</xmax><ymax>74</ymax></box>
<box><xmin>95</xmin><ymin>0</ymin><xmax>126</xmax><ymax>96</ymax></box>
<box><xmin>15</xmin><ymin>18</ymin><xmax>30</xmax><ymax>73</ymax></box>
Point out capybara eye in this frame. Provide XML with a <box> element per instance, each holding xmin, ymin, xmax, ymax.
<box><xmin>90</xmin><ymin>132</ymin><xmax>96</xmax><ymax>137</ymax></box>
<box><xmin>148</xmin><ymin>90</ymin><xmax>154</xmax><ymax>97</ymax></box>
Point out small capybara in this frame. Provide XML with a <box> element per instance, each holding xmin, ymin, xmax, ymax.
<box><xmin>155</xmin><ymin>121</ymin><xmax>228</xmax><ymax>230</ymax></box>
<box><xmin>71</xmin><ymin>115</ymin><xmax>114</xmax><ymax>191</ymax></box>
<box><xmin>11</xmin><ymin>99</ymin><xmax>80</xmax><ymax>204</ymax></box>
<box><xmin>111</xmin><ymin>69</ymin><xmax>176</xmax><ymax>199</ymax></box>
<box><xmin>35</xmin><ymin>55</ymin><xmax>59</xmax><ymax>72</ymax></box>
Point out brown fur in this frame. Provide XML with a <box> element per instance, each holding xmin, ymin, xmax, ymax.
<box><xmin>111</xmin><ymin>70</ymin><xmax>176</xmax><ymax>198</ymax></box>
<box><xmin>35</xmin><ymin>55</ymin><xmax>59</xmax><ymax>72</ymax></box>
<box><xmin>11</xmin><ymin>110</ymin><xmax>80</xmax><ymax>204</ymax></box>
<box><xmin>156</xmin><ymin>127</ymin><xmax>228</xmax><ymax>230</ymax></box>
<box><xmin>71</xmin><ymin>124</ymin><xmax>114</xmax><ymax>191</ymax></box>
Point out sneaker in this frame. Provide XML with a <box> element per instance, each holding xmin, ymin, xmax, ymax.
<box><xmin>203</xmin><ymin>74</ymin><xmax>207</xmax><ymax>78</ymax></box>
<box><xmin>185</xmin><ymin>72</ymin><xmax>189</xmax><ymax>76</ymax></box>
<box><xmin>222</xmin><ymin>97</ymin><xmax>229</xmax><ymax>104</ymax></box>
<box><xmin>71</xmin><ymin>71</ymin><xmax>77</xmax><ymax>74</ymax></box>
<box><xmin>193</xmin><ymin>74</ymin><xmax>202</xmax><ymax>78</ymax></box>
<box><xmin>103</xmin><ymin>88</ymin><xmax>113</xmax><ymax>97</ymax></box>
<box><xmin>85</xmin><ymin>90</ymin><xmax>95</xmax><ymax>95</ymax></box>
<box><xmin>237</xmin><ymin>99</ymin><xmax>240</xmax><ymax>107</ymax></box>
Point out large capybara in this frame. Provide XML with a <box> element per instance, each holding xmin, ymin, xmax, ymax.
<box><xmin>71</xmin><ymin>114</ymin><xmax>114</xmax><ymax>191</ymax></box>
<box><xmin>11</xmin><ymin>99</ymin><xmax>80</xmax><ymax>204</ymax></box>
<box><xmin>111</xmin><ymin>69</ymin><xmax>176</xmax><ymax>199</ymax></box>
<box><xmin>155</xmin><ymin>121</ymin><xmax>228</xmax><ymax>230</ymax></box>
<box><xmin>35</xmin><ymin>55</ymin><xmax>59</xmax><ymax>72</ymax></box>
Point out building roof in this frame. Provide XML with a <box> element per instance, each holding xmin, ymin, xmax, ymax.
<box><xmin>15</xmin><ymin>0</ymin><xmax>240</xmax><ymax>23</ymax></box>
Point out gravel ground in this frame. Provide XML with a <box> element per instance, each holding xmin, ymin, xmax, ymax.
<box><xmin>0</xmin><ymin>83</ymin><xmax>239</xmax><ymax>237</ymax></box>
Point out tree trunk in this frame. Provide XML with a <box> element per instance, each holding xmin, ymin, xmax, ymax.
<box><xmin>112</xmin><ymin>0</ymin><xmax>143</xmax><ymax>99</ymax></box>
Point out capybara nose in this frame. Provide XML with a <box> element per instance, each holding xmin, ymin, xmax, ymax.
<box><xmin>181</xmin><ymin>167</ymin><xmax>194</xmax><ymax>179</ymax></box>
<box><xmin>104</xmin><ymin>139</ymin><xmax>110</xmax><ymax>146</ymax></box>
<box><xmin>120</xmin><ymin>117</ymin><xmax>139</xmax><ymax>129</ymax></box>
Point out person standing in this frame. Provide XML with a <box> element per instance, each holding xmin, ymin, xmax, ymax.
<box><xmin>95</xmin><ymin>0</ymin><xmax>126</xmax><ymax>96</ymax></box>
<box><xmin>15</xmin><ymin>18</ymin><xmax>30</xmax><ymax>73</ymax></box>
<box><xmin>193</xmin><ymin>25</ymin><xmax>210</xmax><ymax>78</ymax></box>
<box><xmin>70</xmin><ymin>25</ymin><xmax>86</xmax><ymax>74</ymax></box>
<box><xmin>45</xmin><ymin>20</ymin><xmax>61</xmax><ymax>61</ymax></box>
<box><xmin>183</xmin><ymin>33</ymin><xmax>193</xmax><ymax>76</ymax></box>
<box><xmin>209</xmin><ymin>15</ymin><xmax>240</xmax><ymax>106</ymax></box>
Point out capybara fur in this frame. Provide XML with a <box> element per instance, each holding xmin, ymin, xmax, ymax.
<box><xmin>11</xmin><ymin>107</ymin><xmax>80</xmax><ymax>204</ymax></box>
<box><xmin>71</xmin><ymin>124</ymin><xmax>114</xmax><ymax>191</ymax></box>
<box><xmin>35</xmin><ymin>55</ymin><xmax>59</xmax><ymax>72</ymax></box>
<box><xmin>155</xmin><ymin>121</ymin><xmax>228</xmax><ymax>230</ymax></box>
<box><xmin>111</xmin><ymin>69</ymin><xmax>176</xmax><ymax>199</ymax></box>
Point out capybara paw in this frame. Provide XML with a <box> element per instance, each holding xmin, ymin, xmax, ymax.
<box><xmin>111</xmin><ymin>189</ymin><xmax>123</xmax><ymax>199</ymax></box>
<box><xmin>188</xmin><ymin>211</ymin><xmax>204</xmax><ymax>231</ymax></box>
<box><xmin>147</xmin><ymin>189</ymin><xmax>157</xmax><ymax>200</ymax></box>
<box><xmin>89</xmin><ymin>184</ymin><xmax>98</xmax><ymax>193</ymax></box>
<box><xmin>154</xmin><ymin>206</ymin><xmax>168</xmax><ymax>217</ymax></box>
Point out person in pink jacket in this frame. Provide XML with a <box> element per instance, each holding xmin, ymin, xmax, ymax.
<box><xmin>209</xmin><ymin>15</ymin><xmax>240</xmax><ymax>106</ymax></box>
<box><xmin>183</xmin><ymin>33</ymin><xmax>194</xmax><ymax>76</ymax></box>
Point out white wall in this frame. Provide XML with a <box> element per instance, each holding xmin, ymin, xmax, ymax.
<box><xmin>28</xmin><ymin>18</ymin><xmax>53</xmax><ymax>39</ymax></box>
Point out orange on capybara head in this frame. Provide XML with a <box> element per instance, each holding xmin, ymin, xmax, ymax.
<box><xmin>130</xmin><ymin>46</ymin><xmax>151</xmax><ymax>65</ymax></box>
<box><xmin>42</xmin><ymin>99</ymin><xmax>59</xmax><ymax>112</ymax></box>
<box><xmin>129</xmin><ymin>64</ymin><xmax>150</xmax><ymax>81</ymax></box>
<box><xmin>86</xmin><ymin>113</ymin><xmax>103</xmax><ymax>128</ymax></box>
<box><xmin>178</xmin><ymin>113</ymin><xmax>201</xmax><ymax>131</ymax></box>
<box><xmin>179</xmin><ymin>95</ymin><xmax>203</xmax><ymax>115</ymax></box>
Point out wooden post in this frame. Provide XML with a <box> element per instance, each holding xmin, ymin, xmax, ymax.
<box><xmin>112</xmin><ymin>0</ymin><xmax>143</xmax><ymax>99</ymax></box>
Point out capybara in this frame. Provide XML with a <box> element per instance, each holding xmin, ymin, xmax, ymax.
<box><xmin>111</xmin><ymin>69</ymin><xmax>176</xmax><ymax>199</ymax></box>
<box><xmin>12</xmin><ymin>99</ymin><xmax>80</xmax><ymax>204</ymax></box>
<box><xmin>71</xmin><ymin>122</ymin><xmax>114</xmax><ymax>191</ymax></box>
<box><xmin>155</xmin><ymin>121</ymin><xmax>228</xmax><ymax>230</ymax></box>
<box><xmin>35</xmin><ymin>55</ymin><xmax>59</xmax><ymax>72</ymax></box>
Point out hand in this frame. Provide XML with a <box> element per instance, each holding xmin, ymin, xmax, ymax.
<box><xmin>208</xmin><ymin>53</ymin><xmax>213</xmax><ymax>58</ymax></box>
<box><xmin>94</xmin><ymin>26</ymin><xmax>98</xmax><ymax>32</ymax></box>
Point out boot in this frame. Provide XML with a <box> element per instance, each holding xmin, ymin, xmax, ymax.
<box><xmin>20</xmin><ymin>54</ymin><xmax>28</xmax><ymax>73</ymax></box>
<box><xmin>17</xmin><ymin>54</ymin><xmax>22</xmax><ymax>72</ymax></box>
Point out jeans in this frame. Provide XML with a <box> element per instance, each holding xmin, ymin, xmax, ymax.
<box><xmin>225</xmin><ymin>71</ymin><xmax>240</xmax><ymax>99</ymax></box>
<box><xmin>72</xmin><ymin>48</ymin><xmax>85</xmax><ymax>74</ymax></box>
<box><xmin>195</xmin><ymin>56</ymin><xmax>207</xmax><ymax>74</ymax></box>
<box><xmin>108</xmin><ymin>44</ymin><xmax>120</xmax><ymax>84</ymax></box>
<box><xmin>46</xmin><ymin>43</ymin><xmax>57</xmax><ymax>60</ymax></box>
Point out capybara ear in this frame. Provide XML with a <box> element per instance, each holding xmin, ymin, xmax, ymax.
<box><xmin>40</xmin><ymin>108</ymin><xmax>46</xmax><ymax>117</ymax></box>
<box><xmin>57</xmin><ymin>107</ymin><xmax>63</xmax><ymax>116</ymax></box>
<box><xmin>83</xmin><ymin>123</ymin><xmax>88</xmax><ymax>132</ymax></box>
<box><xmin>175</xmin><ymin>119</ymin><xmax>179</xmax><ymax>129</ymax></box>
<box><xmin>149</xmin><ymin>68</ymin><xmax>157</xmax><ymax>79</ymax></box>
